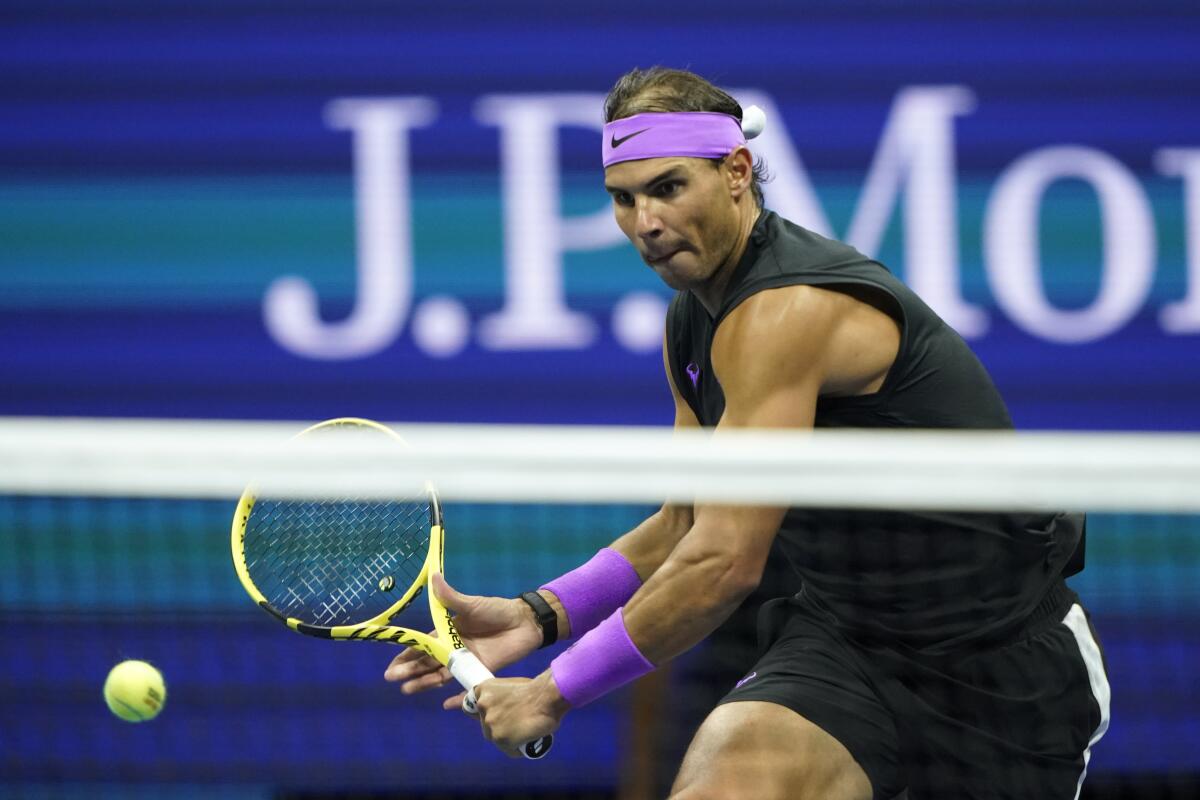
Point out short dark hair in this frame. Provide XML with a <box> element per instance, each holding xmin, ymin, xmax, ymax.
<box><xmin>603</xmin><ymin>66</ymin><xmax>769</xmax><ymax>207</ymax></box>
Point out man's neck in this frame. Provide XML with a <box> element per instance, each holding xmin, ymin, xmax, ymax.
<box><xmin>694</xmin><ymin>203</ymin><xmax>762</xmax><ymax>317</ymax></box>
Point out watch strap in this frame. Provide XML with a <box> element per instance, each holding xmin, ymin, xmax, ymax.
<box><xmin>519</xmin><ymin>590</ymin><xmax>559</xmax><ymax>648</ymax></box>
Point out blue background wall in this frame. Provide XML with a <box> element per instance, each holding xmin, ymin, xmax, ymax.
<box><xmin>1</xmin><ymin>1</ymin><xmax>1197</xmax><ymax>795</ymax></box>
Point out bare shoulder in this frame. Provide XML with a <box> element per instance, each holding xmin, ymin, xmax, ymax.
<box><xmin>715</xmin><ymin>285</ymin><xmax>843</xmax><ymax>346</ymax></box>
<box><xmin>712</xmin><ymin>284</ymin><xmax>900</xmax><ymax>403</ymax></box>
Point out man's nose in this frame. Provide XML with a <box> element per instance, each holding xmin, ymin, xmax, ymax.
<box><xmin>635</xmin><ymin>198</ymin><xmax>662</xmax><ymax>240</ymax></box>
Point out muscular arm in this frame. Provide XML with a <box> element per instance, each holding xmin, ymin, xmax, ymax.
<box><xmin>621</xmin><ymin>284</ymin><xmax>898</xmax><ymax>664</ymax></box>
<box><xmin>473</xmin><ymin>285</ymin><xmax>900</xmax><ymax>754</ymax></box>
<box><xmin>536</xmin><ymin>334</ymin><xmax>698</xmax><ymax>638</ymax></box>
<box><xmin>540</xmin><ymin>283</ymin><xmax>898</xmax><ymax>654</ymax></box>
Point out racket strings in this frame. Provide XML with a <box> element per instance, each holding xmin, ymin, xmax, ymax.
<box><xmin>243</xmin><ymin>497</ymin><xmax>430</xmax><ymax>626</ymax></box>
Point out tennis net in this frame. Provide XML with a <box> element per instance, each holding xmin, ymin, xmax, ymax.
<box><xmin>1</xmin><ymin>417</ymin><xmax>1198</xmax><ymax>799</ymax></box>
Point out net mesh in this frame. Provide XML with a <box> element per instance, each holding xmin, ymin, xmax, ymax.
<box><xmin>2</xmin><ymin>419</ymin><xmax>1199</xmax><ymax>799</ymax></box>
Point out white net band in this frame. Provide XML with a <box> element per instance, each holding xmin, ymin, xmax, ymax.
<box><xmin>2</xmin><ymin>416</ymin><xmax>1198</xmax><ymax>512</ymax></box>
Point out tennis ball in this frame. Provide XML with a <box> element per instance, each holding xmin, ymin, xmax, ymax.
<box><xmin>103</xmin><ymin>660</ymin><xmax>166</xmax><ymax>722</ymax></box>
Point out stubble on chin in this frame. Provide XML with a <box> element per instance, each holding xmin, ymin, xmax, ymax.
<box><xmin>649</xmin><ymin>262</ymin><xmax>685</xmax><ymax>291</ymax></box>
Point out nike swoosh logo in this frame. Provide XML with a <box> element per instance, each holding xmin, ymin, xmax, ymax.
<box><xmin>610</xmin><ymin>128</ymin><xmax>650</xmax><ymax>148</ymax></box>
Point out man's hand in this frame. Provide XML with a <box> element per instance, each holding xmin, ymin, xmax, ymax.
<box><xmin>474</xmin><ymin>671</ymin><xmax>570</xmax><ymax>757</ymax></box>
<box><xmin>383</xmin><ymin>573</ymin><xmax>543</xmax><ymax>710</ymax></box>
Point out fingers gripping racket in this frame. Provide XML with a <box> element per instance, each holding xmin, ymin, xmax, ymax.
<box><xmin>231</xmin><ymin>417</ymin><xmax>552</xmax><ymax>760</ymax></box>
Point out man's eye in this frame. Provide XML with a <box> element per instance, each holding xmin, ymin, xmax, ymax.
<box><xmin>614</xmin><ymin>192</ymin><xmax>634</xmax><ymax>206</ymax></box>
<box><xmin>656</xmin><ymin>181</ymin><xmax>680</xmax><ymax>197</ymax></box>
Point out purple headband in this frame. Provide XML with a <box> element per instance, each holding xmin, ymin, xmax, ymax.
<box><xmin>602</xmin><ymin>107</ymin><xmax>764</xmax><ymax>168</ymax></box>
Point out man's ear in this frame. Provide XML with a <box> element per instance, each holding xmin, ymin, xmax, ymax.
<box><xmin>725</xmin><ymin>146</ymin><xmax>753</xmax><ymax>200</ymax></box>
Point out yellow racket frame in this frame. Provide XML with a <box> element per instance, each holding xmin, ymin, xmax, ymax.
<box><xmin>230</xmin><ymin>417</ymin><xmax>462</xmax><ymax>668</ymax></box>
<box><xmin>231</xmin><ymin>416</ymin><xmax>554</xmax><ymax>760</ymax></box>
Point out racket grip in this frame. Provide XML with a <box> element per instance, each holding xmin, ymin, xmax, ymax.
<box><xmin>448</xmin><ymin>648</ymin><xmax>492</xmax><ymax>715</ymax></box>
<box><xmin>448</xmin><ymin>649</ymin><xmax>555</xmax><ymax>760</ymax></box>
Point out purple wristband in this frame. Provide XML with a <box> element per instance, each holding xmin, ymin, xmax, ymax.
<box><xmin>550</xmin><ymin>607</ymin><xmax>654</xmax><ymax>708</ymax></box>
<box><xmin>541</xmin><ymin>548</ymin><xmax>642</xmax><ymax>637</ymax></box>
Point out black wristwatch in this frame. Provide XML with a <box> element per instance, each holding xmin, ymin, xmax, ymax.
<box><xmin>518</xmin><ymin>591</ymin><xmax>558</xmax><ymax>648</ymax></box>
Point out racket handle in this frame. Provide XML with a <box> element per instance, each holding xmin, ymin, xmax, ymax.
<box><xmin>449</xmin><ymin>649</ymin><xmax>492</xmax><ymax>714</ymax></box>
<box><xmin>448</xmin><ymin>649</ymin><xmax>555</xmax><ymax>760</ymax></box>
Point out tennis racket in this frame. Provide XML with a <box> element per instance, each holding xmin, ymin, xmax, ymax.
<box><xmin>230</xmin><ymin>417</ymin><xmax>552</xmax><ymax>760</ymax></box>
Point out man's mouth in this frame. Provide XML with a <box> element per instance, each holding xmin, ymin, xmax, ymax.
<box><xmin>646</xmin><ymin>248</ymin><xmax>680</xmax><ymax>265</ymax></box>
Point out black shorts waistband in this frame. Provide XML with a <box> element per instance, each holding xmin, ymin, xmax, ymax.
<box><xmin>1013</xmin><ymin>578</ymin><xmax>1078</xmax><ymax>639</ymax></box>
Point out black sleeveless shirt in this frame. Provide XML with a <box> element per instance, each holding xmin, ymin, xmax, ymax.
<box><xmin>665</xmin><ymin>210</ymin><xmax>1083</xmax><ymax>651</ymax></box>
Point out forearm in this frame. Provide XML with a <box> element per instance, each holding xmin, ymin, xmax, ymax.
<box><xmin>621</xmin><ymin>534</ymin><xmax>759</xmax><ymax>665</ymax></box>
<box><xmin>543</xmin><ymin>505</ymin><xmax>781</xmax><ymax>709</ymax></box>
<box><xmin>609</xmin><ymin>503</ymin><xmax>694</xmax><ymax>580</ymax></box>
<box><xmin>537</xmin><ymin>503</ymin><xmax>693</xmax><ymax>640</ymax></box>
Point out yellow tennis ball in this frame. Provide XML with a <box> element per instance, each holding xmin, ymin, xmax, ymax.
<box><xmin>103</xmin><ymin>660</ymin><xmax>167</xmax><ymax>722</ymax></box>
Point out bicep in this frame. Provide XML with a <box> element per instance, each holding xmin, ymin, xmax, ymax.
<box><xmin>631</xmin><ymin>307</ymin><xmax>822</xmax><ymax>587</ymax></box>
<box><xmin>671</xmin><ymin>289</ymin><xmax>840</xmax><ymax>579</ymax></box>
<box><xmin>710</xmin><ymin>288</ymin><xmax>834</xmax><ymax>430</ymax></box>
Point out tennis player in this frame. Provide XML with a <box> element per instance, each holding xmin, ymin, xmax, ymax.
<box><xmin>386</xmin><ymin>67</ymin><xmax>1110</xmax><ymax>799</ymax></box>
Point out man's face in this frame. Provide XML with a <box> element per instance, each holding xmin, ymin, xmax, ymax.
<box><xmin>604</xmin><ymin>156</ymin><xmax>740</xmax><ymax>291</ymax></box>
